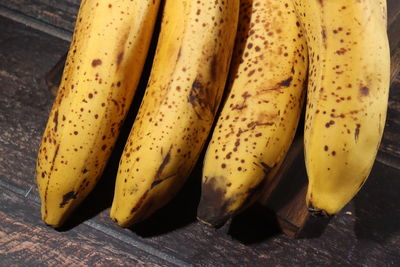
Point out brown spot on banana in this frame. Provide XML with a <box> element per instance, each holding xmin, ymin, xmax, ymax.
<box><xmin>116</xmin><ymin>51</ymin><xmax>124</xmax><ymax>68</ymax></box>
<box><xmin>359</xmin><ymin>85</ymin><xmax>369</xmax><ymax>96</ymax></box>
<box><xmin>188</xmin><ymin>79</ymin><xmax>203</xmax><ymax>104</ymax></box>
<box><xmin>91</xmin><ymin>59</ymin><xmax>102</xmax><ymax>67</ymax></box>
<box><xmin>247</xmin><ymin>121</ymin><xmax>274</xmax><ymax>130</ymax></box>
<box><xmin>151</xmin><ymin>172</ymin><xmax>178</xmax><ymax>188</ymax></box>
<box><xmin>354</xmin><ymin>123</ymin><xmax>361</xmax><ymax>142</ymax></box>
<box><xmin>231</xmin><ymin>91</ymin><xmax>251</xmax><ymax>111</ymax></box>
<box><xmin>260</xmin><ymin>162</ymin><xmax>272</xmax><ymax>174</ymax></box>
<box><xmin>321</xmin><ymin>27</ymin><xmax>327</xmax><ymax>41</ymax></box>
<box><xmin>50</xmin><ymin>144</ymin><xmax>60</xmax><ymax>172</ymax></box>
<box><xmin>59</xmin><ymin>191</ymin><xmax>78</xmax><ymax>208</ymax></box>
<box><xmin>151</xmin><ymin>147</ymin><xmax>172</xmax><ymax>188</ymax></box>
<box><xmin>111</xmin><ymin>99</ymin><xmax>120</xmax><ymax>113</ymax></box>
<box><xmin>115</xmin><ymin>28</ymin><xmax>130</xmax><ymax>71</ymax></box>
<box><xmin>257</xmin><ymin>77</ymin><xmax>295</xmax><ymax>94</ymax></box>
<box><xmin>231</xmin><ymin>103</ymin><xmax>247</xmax><ymax>111</ymax></box>
<box><xmin>197</xmin><ymin>176</ymin><xmax>232</xmax><ymax>228</ymax></box>
<box><xmin>210</xmin><ymin>54</ymin><xmax>218</xmax><ymax>81</ymax></box>
<box><xmin>53</xmin><ymin>109</ymin><xmax>59</xmax><ymax>133</ymax></box>
<box><xmin>278</xmin><ymin>76</ymin><xmax>293</xmax><ymax>87</ymax></box>
<box><xmin>130</xmin><ymin>189</ymin><xmax>149</xmax><ymax>215</ymax></box>
<box><xmin>176</xmin><ymin>47</ymin><xmax>182</xmax><ymax>61</ymax></box>
<box><xmin>188</xmin><ymin>78</ymin><xmax>214</xmax><ymax>120</ymax></box>
<box><xmin>336</xmin><ymin>48</ymin><xmax>347</xmax><ymax>55</ymax></box>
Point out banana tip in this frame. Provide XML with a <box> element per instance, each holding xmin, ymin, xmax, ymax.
<box><xmin>196</xmin><ymin>215</ymin><xmax>228</xmax><ymax>228</ymax></box>
<box><xmin>196</xmin><ymin>207</ymin><xmax>231</xmax><ymax>228</ymax></box>
<box><xmin>110</xmin><ymin>214</ymin><xmax>135</xmax><ymax>228</ymax></box>
<box><xmin>42</xmin><ymin>214</ymin><xmax>65</xmax><ymax>229</ymax></box>
<box><xmin>43</xmin><ymin>219</ymin><xmax>63</xmax><ymax>229</ymax></box>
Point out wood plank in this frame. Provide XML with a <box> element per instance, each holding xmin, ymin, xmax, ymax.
<box><xmin>380</xmin><ymin>1</ymin><xmax>400</xmax><ymax>163</ymax></box>
<box><xmin>0</xmin><ymin>0</ymin><xmax>79</xmax><ymax>32</ymax></box>
<box><xmin>96</xmin><ymin>158</ymin><xmax>400</xmax><ymax>266</ymax></box>
<box><xmin>388</xmin><ymin>0</ymin><xmax>400</xmax><ymax>26</ymax></box>
<box><xmin>389</xmin><ymin>5</ymin><xmax>400</xmax><ymax>83</ymax></box>
<box><xmin>0</xmin><ymin>14</ymin><xmax>67</xmax><ymax>192</ymax></box>
<box><xmin>1</xmin><ymin>0</ymin><xmax>398</xmax><ymax>43</ymax></box>
<box><xmin>380</xmin><ymin>79</ymin><xmax>400</xmax><ymax>162</ymax></box>
<box><xmin>3</xmin><ymin>156</ymin><xmax>400</xmax><ymax>266</ymax></box>
<box><xmin>0</xmin><ymin>187</ymin><xmax>174</xmax><ymax>266</ymax></box>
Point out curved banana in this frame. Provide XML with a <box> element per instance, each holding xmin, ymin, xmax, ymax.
<box><xmin>110</xmin><ymin>0</ymin><xmax>239</xmax><ymax>227</ymax></box>
<box><xmin>36</xmin><ymin>0</ymin><xmax>161</xmax><ymax>227</ymax></box>
<box><xmin>197</xmin><ymin>0</ymin><xmax>308</xmax><ymax>227</ymax></box>
<box><xmin>293</xmin><ymin>0</ymin><xmax>390</xmax><ymax>215</ymax></box>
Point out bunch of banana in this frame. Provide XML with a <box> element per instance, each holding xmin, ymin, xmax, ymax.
<box><xmin>197</xmin><ymin>0</ymin><xmax>308</xmax><ymax>227</ymax></box>
<box><xmin>36</xmin><ymin>0</ymin><xmax>390</xmax><ymax>230</ymax></box>
<box><xmin>293</xmin><ymin>0</ymin><xmax>390</xmax><ymax>215</ymax></box>
<box><xmin>36</xmin><ymin>0</ymin><xmax>161</xmax><ymax>227</ymax></box>
<box><xmin>110</xmin><ymin>0</ymin><xmax>239</xmax><ymax>227</ymax></box>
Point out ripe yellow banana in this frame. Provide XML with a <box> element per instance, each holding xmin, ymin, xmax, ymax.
<box><xmin>110</xmin><ymin>0</ymin><xmax>239</xmax><ymax>227</ymax></box>
<box><xmin>293</xmin><ymin>0</ymin><xmax>390</xmax><ymax>215</ymax></box>
<box><xmin>197</xmin><ymin>0</ymin><xmax>308</xmax><ymax>227</ymax></box>
<box><xmin>36</xmin><ymin>0</ymin><xmax>161</xmax><ymax>227</ymax></box>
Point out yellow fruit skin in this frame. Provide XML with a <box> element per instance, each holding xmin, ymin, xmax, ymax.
<box><xmin>110</xmin><ymin>0</ymin><xmax>239</xmax><ymax>227</ymax></box>
<box><xmin>293</xmin><ymin>0</ymin><xmax>390</xmax><ymax>215</ymax></box>
<box><xmin>197</xmin><ymin>0</ymin><xmax>308</xmax><ymax>227</ymax></box>
<box><xmin>35</xmin><ymin>0</ymin><xmax>160</xmax><ymax>228</ymax></box>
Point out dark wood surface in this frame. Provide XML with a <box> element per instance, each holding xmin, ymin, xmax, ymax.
<box><xmin>1</xmin><ymin>1</ymin><xmax>400</xmax><ymax>266</ymax></box>
<box><xmin>0</xmin><ymin>0</ymin><xmax>79</xmax><ymax>32</ymax></box>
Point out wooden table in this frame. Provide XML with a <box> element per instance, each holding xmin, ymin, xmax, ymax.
<box><xmin>1</xmin><ymin>1</ymin><xmax>399</xmax><ymax>266</ymax></box>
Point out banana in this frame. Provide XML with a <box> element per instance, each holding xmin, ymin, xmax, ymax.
<box><xmin>110</xmin><ymin>0</ymin><xmax>239</xmax><ymax>227</ymax></box>
<box><xmin>36</xmin><ymin>0</ymin><xmax>161</xmax><ymax>227</ymax></box>
<box><xmin>293</xmin><ymin>0</ymin><xmax>390</xmax><ymax>215</ymax></box>
<box><xmin>197</xmin><ymin>0</ymin><xmax>308</xmax><ymax>227</ymax></box>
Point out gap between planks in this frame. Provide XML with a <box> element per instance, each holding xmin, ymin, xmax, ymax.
<box><xmin>0</xmin><ymin>4</ymin><xmax>72</xmax><ymax>42</ymax></box>
<box><xmin>0</xmin><ymin>177</ymin><xmax>192</xmax><ymax>267</ymax></box>
<box><xmin>388</xmin><ymin>0</ymin><xmax>400</xmax><ymax>26</ymax></box>
<box><xmin>376</xmin><ymin>151</ymin><xmax>400</xmax><ymax>170</ymax></box>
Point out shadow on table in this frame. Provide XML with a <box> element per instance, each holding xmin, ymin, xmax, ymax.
<box><xmin>227</xmin><ymin>203</ymin><xmax>281</xmax><ymax>245</ymax></box>
<box><xmin>129</xmin><ymin>159</ymin><xmax>202</xmax><ymax>237</ymax></box>
<box><xmin>352</xmin><ymin>158</ymin><xmax>400</xmax><ymax>243</ymax></box>
<box><xmin>129</xmin><ymin>166</ymin><xmax>282</xmax><ymax>243</ymax></box>
<box><xmin>354</xmin><ymin>81</ymin><xmax>400</xmax><ymax>242</ymax></box>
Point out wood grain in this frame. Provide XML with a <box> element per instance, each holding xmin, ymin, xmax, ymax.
<box><xmin>380</xmin><ymin>79</ymin><xmax>400</xmax><ymax>163</ymax></box>
<box><xmin>0</xmin><ymin>0</ymin><xmax>79</xmax><ymax>32</ymax></box>
<box><xmin>2</xmin><ymin>0</ymin><xmax>398</xmax><ymax>36</ymax></box>
<box><xmin>380</xmin><ymin>0</ymin><xmax>400</xmax><ymax>164</ymax></box>
<box><xmin>389</xmin><ymin>6</ymin><xmax>400</xmax><ymax>83</ymax></box>
<box><xmin>388</xmin><ymin>0</ymin><xmax>400</xmax><ymax>26</ymax></box>
<box><xmin>0</xmin><ymin>188</ymin><xmax>172</xmax><ymax>267</ymax></box>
